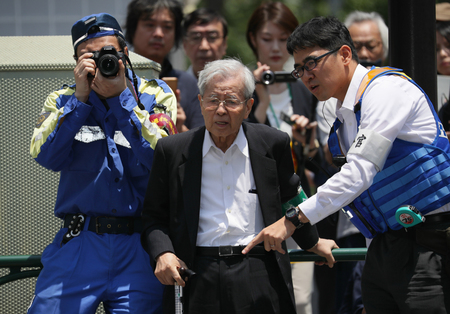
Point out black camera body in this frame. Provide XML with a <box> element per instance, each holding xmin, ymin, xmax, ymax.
<box><xmin>91</xmin><ymin>46</ymin><xmax>125</xmax><ymax>77</ymax></box>
<box><xmin>261</xmin><ymin>70</ymin><xmax>296</xmax><ymax>85</ymax></box>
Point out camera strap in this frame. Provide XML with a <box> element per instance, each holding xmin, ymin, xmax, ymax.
<box><xmin>123</xmin><ymin>55</ymin><xmax>145</xmax><ymax>111</ymax></box>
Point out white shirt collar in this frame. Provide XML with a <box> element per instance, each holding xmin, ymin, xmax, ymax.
<box><xmin>341</xmin><ymin>64</ymin><xmax>370</xmax><ymax>111</ymax></box>
<box><xmin>336</xmin><ymin>64</ymin><xmax>369</xmax><ymax>120</ymax></box>
<box><xmin>202</xmin><ymin>125</ymin><xmax>249</xmax><ymax>157</ymax></box>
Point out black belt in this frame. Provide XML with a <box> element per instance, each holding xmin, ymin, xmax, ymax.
<box><xmin>424</xmin><ymin>211</ymin><xmax>450</xmax><ymax>224</ymax></box>
<box><xmin>196</xmin><ymin>245</ymin><xmax>267</xmax><ymax>257</ymax></box>
<box><xmin>63</xmin><ymin>214</ymin><xmax>142</xmax><ymax>235</ymax></box>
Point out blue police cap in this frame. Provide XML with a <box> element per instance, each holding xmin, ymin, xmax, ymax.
<box><xmin>71</xmin><ymin>13</ymin><xmax>125</xmax><ymax>53</ymax></box>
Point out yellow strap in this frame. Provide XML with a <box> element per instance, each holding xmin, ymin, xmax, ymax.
<box><xmin>355</xmin><ymin>67</ymin><xmax>412</xmax><ymax>105</ymax></box>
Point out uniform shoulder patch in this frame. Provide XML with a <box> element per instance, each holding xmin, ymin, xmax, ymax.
<box><xmin>35</xmin><ymin>112</ymin><xmax>51</xmax><ymax>128</ymax></box>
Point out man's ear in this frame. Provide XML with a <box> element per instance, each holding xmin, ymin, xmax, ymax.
<box><xmin>340</xmin><ymin>45</ymin><xmax>353</xmax><ymax>65</ymax></box>
<box><xmin>244</xmin><ymin>98</ymin><xmax>254</xmax><ymax>119</ymax></box>
<box><xmin>124</xmin><ymin>46</ymin><xmax>129</xmax><ymax>56</ymax></box>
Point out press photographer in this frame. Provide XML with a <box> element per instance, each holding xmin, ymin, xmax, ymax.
<box><xmin>28</xmin><ymin>12</ymin><xmax>177</xmax><ymax>313</ymax></box>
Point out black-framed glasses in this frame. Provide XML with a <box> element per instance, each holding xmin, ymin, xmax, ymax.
<box><xmin>200</xmin><ymin>96</ymin><xmax>248</xmax><ymax>110</ymax></box>
<box><xmin>185</xmin><ymin>31</ymin><xmax>222</xmax><ymax>44</ymax></box>
<box><xmin>291</xmin><ymin>47</ymin><xmax>341</xmax><ymax>79</ymax></box>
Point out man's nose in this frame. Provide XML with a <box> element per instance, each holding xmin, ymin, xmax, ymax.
<box><xmin>357</xmin><ymin>46</ymin><xmax>371</xmax><ymax>60</ymax></box>
<box><xmin>153</xmin><ymin>26</ymin><xmax>164</xmax><ymax>38</ymax></box>
<box><xmin>216</xmin><ymin>102</ymin><xmax>228</xmax><ymax>114</ymax></box>
<box><xmin>302</xmin><ymin>68</ymin><xmax>314</xmax><ymax>82</ymax></box>
<box><xmin>199</xmin><ymin>37</ymin><xmax>210</xmax><ymax>50</ymax></box>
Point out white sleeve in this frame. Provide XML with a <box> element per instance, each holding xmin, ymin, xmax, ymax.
<box><xmin>347</xmin><ymin>128</ymin><xmax>392</xmax><ymax>172</ymax></box>
<box><xmin>301</xmin><ymin>75</ymin><xmax>429</xmax><ymax>225</ymax></box>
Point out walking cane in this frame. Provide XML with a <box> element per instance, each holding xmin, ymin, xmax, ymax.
<box><xmin>175</xmin><ymin>267</ymin><xmax>196</xmax><ymax>314</ymax></box>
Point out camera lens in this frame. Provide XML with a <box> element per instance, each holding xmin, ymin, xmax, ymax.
<box><xmin>262</xmin><ymin>70</ymin><xmax>275</xmax><ymax>85</ymax></box>
<box><xmin>98</xmin><ymin>54</ymin><xmax>120</xmax><ymax>77</ymax></box>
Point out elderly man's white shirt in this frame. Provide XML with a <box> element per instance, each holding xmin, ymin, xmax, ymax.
<box><xmin>301</xmin><ymin>64</ymin><xmax>449</xmax><ymax>225</ymax></box>
<box><xmin>196</xmin><ymin>126</ymin><xmax>264</xmax><ymax>246</ymax></box>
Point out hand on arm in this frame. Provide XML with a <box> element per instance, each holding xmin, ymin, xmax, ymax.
<box><xmin>154</xmin><ymin>252</ymin><xmax>189</xmax><ymax>287</ymax></box>
<box><xmin>242</xmin><ymin>206</ymin><xmax>312</xmax><ymax>255</ymax></box>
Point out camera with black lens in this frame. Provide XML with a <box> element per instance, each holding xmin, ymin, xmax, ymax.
<box><xmin>91</xmin><ymin>45</ymin><xmax>125</xmax><ymax>77</ymax></box>
<box><xmin>261</xmin><ymin>70</ymin><xmax>296</xmax><ymax>85</ymax></box>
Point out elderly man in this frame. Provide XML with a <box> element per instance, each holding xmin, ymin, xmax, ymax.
<box><xmin>28</xmin><ymin>13</ymin><xmax>177</xmax><ymax>313</ymax></box>
<box><xmin>141</xmin><ymin>58</ymin><xmax>337</xmax><ymax>314</ymax></box>
<box><xmin>182</xmin><ymin>8</ymin><xmax>228</xmax><ymax>79</ymax></box>
<box><xmin>344</xmin><ymin>11</ymin><xmax>388</xmax><ymax>67</ymax></box>
<box><xmin>245</xmin><ymin>16</ymin><xmax>450</xmax><ymax>313</ymax></box>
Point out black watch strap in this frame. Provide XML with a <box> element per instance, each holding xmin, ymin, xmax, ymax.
<box><xmin>285</xmin><ymin>206</ymin><xmax>304</xmax><ymax>229</ymax></box>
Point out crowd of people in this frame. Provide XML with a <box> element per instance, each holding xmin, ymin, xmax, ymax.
<box><xmin>27</xmin><ymin>1</ymin><xmax>450</xmax><ymax>314</ymax></box>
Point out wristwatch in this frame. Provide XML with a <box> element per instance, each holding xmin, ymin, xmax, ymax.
<box><xmin>285</xmin><ymin>206</ymin><xmax>304</xmax><ymax>229</ymax></box>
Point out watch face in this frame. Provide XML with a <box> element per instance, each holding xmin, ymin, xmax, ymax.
<box><xmin>286</xmin><ymin>207</ymin><xmax>297</xmax><ymax>218</ymax></box>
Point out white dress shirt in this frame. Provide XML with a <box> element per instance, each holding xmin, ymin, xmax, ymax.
<box><xmin>196</xmin><ymin>126</ymin><xmax>265</xmax><ymax>246</ymax></box>
<box><xmin>301</xmin><ymin>64</ymin><xmax>450</xmax><ymax>225</ymax></box>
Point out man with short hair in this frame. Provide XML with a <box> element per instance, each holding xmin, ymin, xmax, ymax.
<box><xmin>126</xmin><ymin>0</ymin><xmax>203</xmax><ymax>132</ymax></box>
<box><xmin>28</xmin><ymin>12</ymin><xmax>177</xmax><ymax>314</ymax></box>
<box><xmin>344</xmin><ymin>11</ymin><xmax>388</xmax><ymax>67</ymax></box>
<box><xmin>182</xmin><ymin>8</ymin><xmax>228</xmax><ymax>79</ymax></box>
<box><xmin>141</xmin><ymin>58</ymin><xmax>337</xmax><ymax>314</ymax></box>
<box><xmin>314</xmin><ymin>11</ymin><xmax>390</xmax><ymax>314</ymax></box>
<box><xmin>246</xmin><ymin>16</ymin><xmax>450</xmax><ymax>313</ymax></box>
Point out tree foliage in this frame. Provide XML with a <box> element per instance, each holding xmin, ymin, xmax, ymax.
<box><xmin>194</xmin><ymin>0</ymin><xmax>390</xmax><ymax>67</ymax></box>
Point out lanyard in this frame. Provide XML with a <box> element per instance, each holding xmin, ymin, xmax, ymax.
<box><xmin>268</xmin><ymin>83</ymin><xmax>293</xmax><ymax>130</ymax></box>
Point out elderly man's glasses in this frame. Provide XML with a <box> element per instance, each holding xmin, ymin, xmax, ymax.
<box><xmin>201</xmin><ymin>96</ymin><xmax>247</xmax><ymax>110</ymax></box>
<box><xmin>353</xmin><ymin>40</ymin><xmax>381</xmax><ymax>52</ymax></box>
<box><xmin>185</xmin><ymin>31</ymin><xmax>221</xmax><ymax>44</ymax></box>
<box><xmin>291</xmin><ymin>47</ymin><xmax>341</xmax><ymax>79</ymax></box>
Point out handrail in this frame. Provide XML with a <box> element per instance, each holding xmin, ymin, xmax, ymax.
<box><xmin>289</xmin><ymin>248</ymin><xmax>367</xmax><ymax>262</ymax></box>
<box><xmin>0</xmin><ymin>255</ymin><xmax>43</xmax><ymax>285</ymax></box>
<box><xmin>0</xmin><ymin>248</ymin><xmax>367</xmax><ymax>286</ymax></box>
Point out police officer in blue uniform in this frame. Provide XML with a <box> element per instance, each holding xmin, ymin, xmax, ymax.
<box><xmin>28</xmin><ymin>13</ymin><xmax>177</xmax><ymax>314</ymax></box>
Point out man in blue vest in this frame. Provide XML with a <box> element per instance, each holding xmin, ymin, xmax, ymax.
<box><xmin>244</xmin><ymin>16</ymin><xmax>450</xmax><ymax>313</ymax></box>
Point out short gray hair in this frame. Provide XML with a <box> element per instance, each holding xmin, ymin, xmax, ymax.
<box><xmin>344</xmin><ymin>11</ymin><xmax>389</xmax><ymax>60</ymax></box>
<box><xmin>197</xmin><ymin>58</ymin><xmax>255</xmax><ymax>100</ymax></box>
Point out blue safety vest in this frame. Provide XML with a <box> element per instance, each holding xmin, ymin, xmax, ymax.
<box><xmin>328</xmin><ymin>67</ymin><xmax>450</xmax><ymax>238</ymax></box>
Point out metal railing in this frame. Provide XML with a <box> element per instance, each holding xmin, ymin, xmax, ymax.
<box><xmin>0</xmin><ymin>248</ymin><xmax>367</xmax><ymax>286</ymax></box>
<box><xmin>0</xmin><ymin>255</ymin><xmax>43</xmax><ymax>285</ymax></box>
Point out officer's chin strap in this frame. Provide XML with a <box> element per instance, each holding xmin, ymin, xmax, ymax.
<box><xmin>123</xmin><ymin>54</ymin><xmax>145</xmax><ymax>111</ymax></box>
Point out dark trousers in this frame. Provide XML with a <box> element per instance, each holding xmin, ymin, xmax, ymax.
<box><xmin>181</xmin><ymin>253</ymin><xmax>295</xmax><ymax>314</ymax></box>
<box><xmin>336</xmin><ymin>232</ymin><xmax>366</xmax><ymax>312</ymax></box>
<box><xmin>362</xmin><ymin>221</ymin><xmax>450</xmax><ymax>314</ymax></box>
